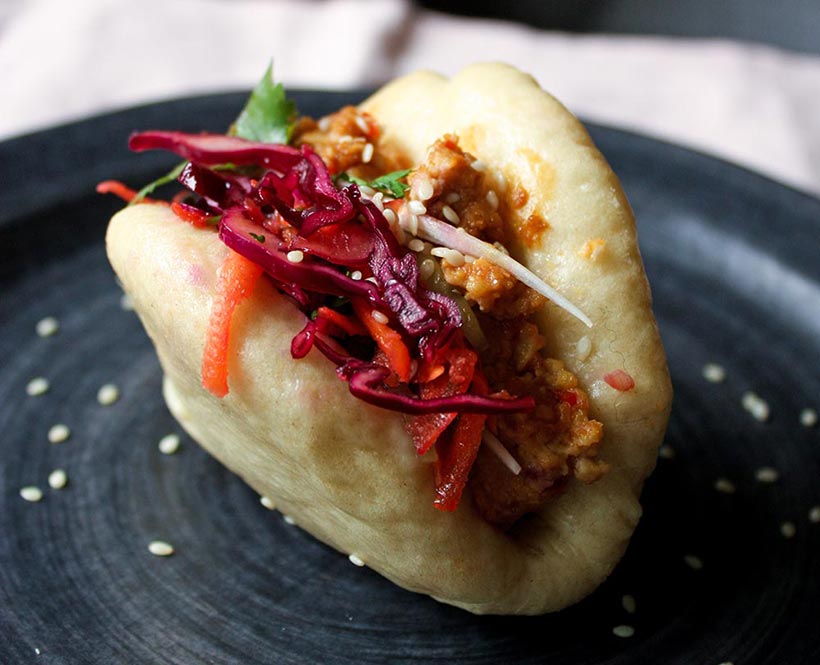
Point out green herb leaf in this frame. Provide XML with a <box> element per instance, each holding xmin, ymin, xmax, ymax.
<box><xmin>233</xmin><ymin>62</ymin><xmax>297</xmax><ymax>145</ymax></box>
<box><xmin>343</xmin><ymin>169</ymin><xmax>412</xmax><ymax>198</ymax></box>
<box><xmin>249</xmin><ymin>232</ymin><xmax>266</xmax><ymax>243</ymax></box>
<box><xmin>129</xmin><ymin>161</ymin><xmax>186</xmax><ymax>205</ymax></box>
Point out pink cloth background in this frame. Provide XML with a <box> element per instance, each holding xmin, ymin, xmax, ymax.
<box><xmin>2</xmin><ymin>0</ymin><xmax>819</xmax><ymax>195</ymax></box>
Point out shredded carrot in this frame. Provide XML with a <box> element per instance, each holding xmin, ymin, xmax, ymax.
<box><xmin>434</xmin><ymin>412</ymin><xmax>487</xmax><ymax>512</ymax></box>
<box><xmin>96</xmin><ymin>180</ymin><xmax>164</xmax><ymax>205</ymax></box>
<box><xmin>171</xmin><ymin>201</ymin><xmax>210</xmax><ymax>228</ymax></box>
<box><xmin>351</xmin><ymin>299</ymin><xmax>411</xmax><ymax>383</ymax></box>
<box><xmin>201</xmin><ymin>250</ymin><xmax>264</xmax><ymax>397</ymax></box>
<box><xmin>316</xmin><ymin>307</ymin><xmax>368</xmax><ymax>337</ymax></box>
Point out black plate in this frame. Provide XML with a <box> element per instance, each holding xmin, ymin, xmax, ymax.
<box><xmin>1</xmin><ymin>91</ymin><xmax>819</xmax><ymax>664</ymax></box>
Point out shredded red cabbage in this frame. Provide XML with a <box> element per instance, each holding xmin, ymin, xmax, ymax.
<box><xmin>129</xmin><ymin>130</ymin><xmax>535</xmax><ymax>416</ymax></box>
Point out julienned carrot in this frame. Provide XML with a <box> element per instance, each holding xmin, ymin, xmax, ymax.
<box><xmin>350</xmin><ymin>298</ymin><xmax>411</xmax><ymax>383</ymax></box>
<box><xmin>316</xmin><ymin>306</ymin><xmax>368</xmax><ymax>337</ymax></box>
<box><xmin>96</xmin><ymin>180</ymin><xmax>141</xmax><ymax>203</ymax></box>
<box><xmin>201</xmin><ymin>250</ymin><xmax>264</xmax><ymax>397</ymax></box>
<box><xmin>433</xmin><ymin>412</ymin><xmax>487</xmax><ymax>512</ymax></box>
<box><xmin>171</xmin><ymin>201</ymin><xmax>210</xmax><ymax>228</ymax></box>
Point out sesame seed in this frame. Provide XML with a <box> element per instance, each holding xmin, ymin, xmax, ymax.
<box><xmin>494</xmin><ymin>171</ymin><xmax>507</xmax><ymax>192</ymax></box>
<box><xmin>348</xmin><ymin>553</ymin><xmax>365</xmax><ymax>567</ymax></box>
<box><xmin>576</xmin><ymin>336</ymin><xmax>592</xmax><ymax>361</ymax></box>
<box><xmin>338</xmin><ymin>134</ymin><xmax>355</xmax><ymax>143</ymax></box>
<box><xmin>702</xmin><ymin>363</ymin><xmax>726</xmax><ymax>383</ymax></box>
<box><xmin>365</xmin><ymin>276</ymin><xmax>378</xmax><ymax>284</ymax></box>
<box><xmin>48</xmin><ymin>469</ymin><xmax>68</xmax><ymax>490</ymax></box>
<box><xmin>442</xmin><ymin>205</ymin><xmax>460</xmax><ymax>225</ymax></box>
<box><xmin>20</xmin><ymin>486</ymin><xmax>43</xmax><ymax>502</ymax></box>
<box><xmin>283</xmin><ymin>515</ymin><xmax>296</xmax><ymax>525</ymax></box>
<box><xmin>372</xmin><ymin>311</ymin><xmax>389</xmax><ymax>325</ymax></box>
<box><xmin>621</xmin><ymin>594</ymin><xmax>636</xmax><ymax>614</ymax></box>
<box><xmin>383</xmin><ymin>208</ymin><xmax>397</xmax><ymax>225</ymax></box>
<box><xmin>416</xmin><ymin>177</ymin><xmax>434</xmax><ymax>202</ymax></box>
<box><xmin>420</xmin><ymin>259</ymin><xmax>436</xmax><ymax>280</ymax></box>
<box><xmin>800</xmin><ymin>408</ymin><xmax>818</xmax><ymax>428</ymax></box>
<box><xmin>407</xmin><ymin>214</ymin><xmax>419</xmax><ymax>237</ymax></box>
<box><xmin>318</xmin><ymin>117</ymin><xmax>331</xmax><ymax>132</ymax></box>
<box><xmin>354</xmin><ymin>115</ymin><xmax>370</xmax><ymax>134</ymax></box>
<box><xmin>148</xmin><ymin>540</ymin><xmax>174</xmax><ymax>557</ymax></box>
<box><xmin>445</xmin><ymin>192</ymin><xmax>461</xmax><ymax>204</ymax></box>
<box><xmin>158</xmin><ymin>433</ymin><xmax>181</xmax><ymax>455</ymax></box>
<box><xmin>741</xmin><ymin>391</ymin><xmax>770</xmax><ymax>422</ymax></box>
<box><xmin>350</xmin><ymin>270</ymin><xmax>363</xmax><ymax>281</ymax></box>
<box><xmin>408</xmin><ymin>200</ymin><xmax>426</xmax><ymax>215</ymax></box>
<box><xmin>97</xmin><ymin>384</ymin><xmax>120</xmax><ymax>406</ymax></box>
<box><xmin>780</xmin><ymin>521</ymin><xmax>796</xmax><ymax>539</ymax></box>
<box><xmin>442</xmin><ymin>249</ymin><xmax>465</xmax><ymax>267</ymax></box>
<box><xmin>471</xmin><ymin>159</ymin><xmax>486</xmax><ymax>172</ymax></box>
<box><xmin>286</xmin><ymin>250</ymin><xmax>304</xmax><ymax>264</ymax></box>
<box><xmin>408</xmin><ymin>239</ymin><xmax>425</xmax><ymax>252</ymax></box>
<box><xmin>260</xmin><ymin>496</ymin><xmax>275</xmax><ymax>510</ymax></box>
<box><xmin>26</xmin><ymin>377</ymin><xmax>49</xmax><ymax>396</ymax></box>
<box><xmin>48</xmin><ymin>424</ymin><xmax>70</xmax><ymax>444</ymax></box>
<box><xmin>36</xmin><ymin>316</ymin><xmax>59</xmax><ymax>337</ymax></box>
<box><xmin>120</xmin><ymin>293</ymin><xmax>135</xmax><ymax>310</ymax></box>
<box><xmin>486</xmin><ymin>190</ymin><xmax>499</xmax><ymax>210</ymax></box>
<box><xmin>371</xmin><ymin>192</ymin><xmax>384</xmax><ymax>211</ymax></box>
<box><xmin>684</xmin><ymin>554</ymin><xmax>704</xmax><ymax>570</ymax></box>
<box><xmin>714</xmin><ymin>478</ymin><xmax>736</xmax><ymax>494</ymax></box>
<box><xmin>808</xmin><ymin>506</ymin><xmax>820</xmax><ymax>523</ymax></box>
<box><xmin>717</xmin><ymin>662</ymin><xmax>734</xmax><ymax>665</ymax></box>
<box><xmin>612</xmin><ymin>625</ymin><xmax>634</xmax><ymax>638</ymax></box>
<box><xmin>361</xmin><ymin>143</ymin><xmax>374</xmax><ymax>164</ymax></box>
<box><xmin>755</xmin><ymin>467</ymin><xmax>779</xmax><ymax>483</ymax></box>
<box><xmin>658</xmin><ymin>445</ymin><xmax>675</xmax><ymax>460</ymax></box>
<box><xmin>359</xmin><ymin>185</ymin><xmax>376</xmax><ymax>198</ymax></box>
<box><xmin>35</xmin><ymin>648</ymin><xmax>41</xmax><ymax>655</ymax></box>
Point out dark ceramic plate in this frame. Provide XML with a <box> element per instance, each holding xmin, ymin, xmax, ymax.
<box><xmin>1</xmin><ymin>91</ymin><xmax>819</xmax><ymax>664</ymax></box>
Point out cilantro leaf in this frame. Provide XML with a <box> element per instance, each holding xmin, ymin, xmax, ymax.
<box><xmin>233</xmin><ymin>62</ymin><xmax>297</xmax><ymax>145</ymax></box>
<box><xmin>249</xmin><ymin>232</ymin><xmax>266</xmax><ymax>243</ymax></box>
<box><xmin>129</xmin><ymin>161</ymin><xmax>186</xmax><ymax>205</ymax></box>
<box><xmin>343</xmin><ymin>169</ymin><xmax>412</xmax><ymax>198</ymax></box>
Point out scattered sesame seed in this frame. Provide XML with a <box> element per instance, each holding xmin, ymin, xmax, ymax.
<box><xmin>658</xmin><ymin>445</ymin><xmax>675</xmax><ymax>460</ymax></box>
<box><xmin>780</xmin><ymin>521</ymin><xmax>796</xmax><ymax>539</ymax></box>
<box><xmin>286</xmin><ymin>250</ymin><xmax>304</xmax><ymax>264</ymax></box>
<box><xmin>383</xmin><ymin>208</ymin><xmax>397</xmax><ymax>225</ymax></box>
<box><xmin>407</xmin><ymin>214</ymin><xmax>419</xmax><ymax>237</ymax></box>
<box><xmin>416</xmin><ymin>177</ymin><xmax>434</xmax><ymax>202</ymax></box>
<box><xmin>120</xmin><ymin>293</ymin><xmax>135</xmax><ymax>310</ymax></box>
<box><xmin>612</xmin><ymin>625</ymin><xmax>635</xmax><ymax>638</ymax></box>
<box><xmin>158</xmin><ymin>433</ymin><xmax>181</xmax><ymax>455</ymax></box>
<box><xmin>34</xmin><ymin>648</ymin><xmax>41</xmax><ymax>655</ymax></box>
<box><xmin>408</xmin><ymin>200</ymin><xmax>426</xmax><ymax>216</ymax></box>
<box><xmin>350</xmin><ymin>270</ymin><xmax>363</xmax><ymax>281</ymax></box>
<box><xmin>445</xmin><ymin>192</ymin><xmax>461</xmax><ymax>204</ymax></box>
<box><xmin>20</xmin><ymin>486</ymin><xmax>43</xmax><ymax>502</ymax></box>
<box><xmin>318</xmin><ymin>117</ymin><xmax>331</xmax><ymax>132</ymax></box>
<box><xmin>621</xmin><ymin>594</ymin><xmax>636</xmax><ymax>614</ymax></box>
<box><xmin>372</xmin><ymin>311</ymin><xmax>389</xmax><ymax>325</ymax></box>
<box><xmin>407</xmin><ymin>239</ymin><xmax>425</xmax><ymax>252</ymax></box>
<box><xmin>148</xmin><ymin>540</ymin><xmax>174</xmax><ymax>557</ymax></box>
<box><xmin>359</xmin><ymin>185</ymin><xmax>376</xmax><ymax>198</ymax></box>
<box><xmin>260</xmin><ymin>496</ymin><xmax>275</xmax><ymax>510</ymax></box>
<box><xmin>420</xmin><ymin>259</ymin><xmax>436</xmax><ymax>280</ymax></box>
<box><xmin>471</xmin><ymin>159</ymin><xmax>486</xmax><ymax>172</ymax></box>
<box><xmin>576</xmin><ymin>336</ymin><xmax>592</xmax><ymax>361</ymax></box>
<box><xmin>808</xmin><ymin>506</ymin><xmax>820</xmax><ymax>523</ymax></box>
<box><xmin>684</xmin><ymin>554</ymin><xmax>704</xmax><ymax>570</ymax></box>
<box><xmin>430</xmin><ymin>247</ymin><xmax>466</xmax><ymax>267</ymax></box>
<box><xmin>486</xmin><ymin>190</ymin><xmax>499</xmax><ymax>210</ymax></box>
<box><xmin>48</xmin><ymin>424</ymin><xmax>71</xmax><ymax>444</ymax></box>
<box><xmin>35</xmin><ymin>316</ymin><xmax>59</xmax><ymax>337</ymax></box>
<box><xmin>741</xmin><ymin>391</ymin><xmax>770</xmax><ymax>422</ymax></box>
<box><xmin>354</xmin><ymin>115</ymin><xmax>369</xmax><ymax>134</ymax></box>
<box><xmin>799</xmin><ymin>408</ymin><xmax>817</xmax><ymax>428</ymax></box>
<box><xmin>48</xmin><ymin>469</ymin><xmax>68</xmax><ymax>490</ymax></box>
<box><xmin>338</xmin><ymin>134</ymin><xmax>355</xmax><ymax>143</ymax></box>
<box><xmin>283</xmin><ymin>515</ymin><xmax>296</xmax><ymax>525</ymax></box>
<box><xmin>755</xmin><ymin>467</ymin><xmax>779</xmax><ymax>483</ymax></box>
<box><xmin>365</xmin><ymin>276</ymin><xmax>378</xmax><ymax>284</ymax></box>
<box><xmin>717</xmin><ymin>662</ymin><xmax>734</xmax><ymax>665</ymax></box>
<box><xmin>97</xmin><ymin>384</ymin><xmax>120</xmax><ymax>406</ymax></box>
<box><xmin>702</xmin><ymin>363</ymin><xmax>726</xmax><ymax>383</ymax></box>
<box><xmin>26</xmin><ymin>377</ymin><xmax>49</xmax><ymax>396</ymax></box>
<box><xmin>714</xmin><ymin>478</ymin><xmax>736</xmax><ymax>494</ymax></box>
<box><xmin>442</xmin><ymin>205</ymin><xmax>460</xmax><ymax>225</ymax></box>
<box><xmin>361</xmin><ymin>142</ymin><xmax>374</xmax><ymax>164</ymax></box>
<box><xmin>348</xmin><ymin>553</ymin><xmax>365</xmax><ymax>567</ymax></box>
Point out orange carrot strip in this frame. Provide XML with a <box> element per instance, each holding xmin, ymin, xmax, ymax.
<box><xmin>433</xmin><ymin>411</ymin><xmax>488</xmax><ymax>512</ymax></box>
<box><xmin>316</xmin><ymin>307</ymin><xmax>368</xmax><ymax>337</ymax></box>
<box><xmin>170</xmin><ymin>201</ymin><xmax>210</xmax><ymax>228</ymax></box>
<box><xmin>201</xmin><ymin>250</ymin><xmax>264</xmax><ymax>397</ymax></box>
<box><xmin>96</xmin><ymin>180</ymin><xmax>142</xmax><ymax>203</ymax></box>
<box><xmin>351</xmin><ymin>298</ymin><xmax>411</xmax><ymax>383</ymax></box>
